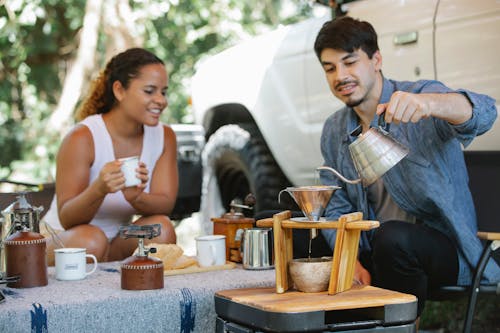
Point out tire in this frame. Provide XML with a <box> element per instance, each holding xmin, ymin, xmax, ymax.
<box><xmin>199</xmin><ymin>124</ymin><xmax>292</xmax><ymax>233</ymax></box>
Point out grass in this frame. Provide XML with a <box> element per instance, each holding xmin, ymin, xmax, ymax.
<box><xmin>420</xmin><ymin>294</ymin><xmax>500</xmax><ymax>333</ymax></box>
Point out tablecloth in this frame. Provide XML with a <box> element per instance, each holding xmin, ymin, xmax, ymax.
<box><xmin>0</xmin><ymin>262</ymin><xmax>275</xmax><ymax>333</ymax></box>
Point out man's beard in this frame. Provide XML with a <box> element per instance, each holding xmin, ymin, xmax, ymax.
<box><xmin>335</xmin><ymin>80</ymin><xmax>364</xmax><ymax>108</ymax></box>
<box><xmin>346</xmin><ymin>97</ymin><xmax>364</xmax><ymax>108</ymax></box>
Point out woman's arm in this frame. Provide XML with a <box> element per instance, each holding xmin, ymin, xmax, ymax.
<box><xmin>124</xmin><ymin>125</ymin><xmax>178</xmax><ymax>215</ymax></box>
<box><xmin>56</xmin><ymin>125</ymin><xmax>124</xmax><ymax>229</ymax></box>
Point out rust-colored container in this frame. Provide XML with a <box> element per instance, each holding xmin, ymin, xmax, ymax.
<box><xmin>121</xmin><ymin>255</ymin><xmax>164</xmax><ymax>290</ymax></box>
<box><xmin>211</xmin><ymin>212</ymin><xmax>254</xmax><ymax>263</ymax></box>
<box><xmin>5</xmin><ymin>230</ymin><xmax>48</xmax><ymax>288</ymax></box>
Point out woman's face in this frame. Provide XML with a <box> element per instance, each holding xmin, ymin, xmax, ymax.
<box><xmin>114</xmin><ymin>63</ymin><xmax>168</xmax><ymax>126</ymax></box>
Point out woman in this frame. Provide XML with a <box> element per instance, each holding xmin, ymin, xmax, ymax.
<box><xmin>43</xmin><ymin>48</ymin><xmax>178</xmax><ymax>264</ymax></box>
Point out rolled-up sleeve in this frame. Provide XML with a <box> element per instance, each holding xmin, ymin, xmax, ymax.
<box><xmin>451</xmin><ymin>89</ymin><xmax>497</xmax><ymax>147</ymax></box>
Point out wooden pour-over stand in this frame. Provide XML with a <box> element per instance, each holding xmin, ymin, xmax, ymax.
<box><xmin>214</xmin><ymin>211</ymin><xmax>418</xmax><ymax>332</ymax></box>
<box><xmin>256</xmin><ymin>210</ymin><xmax>379</xmax><ymax>295</ymax></box>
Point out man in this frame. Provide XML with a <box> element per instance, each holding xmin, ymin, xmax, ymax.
<box><xmin>315</xmin><ymin>16</ymin><xmax>500</xmax><ymax>317</ymax></box>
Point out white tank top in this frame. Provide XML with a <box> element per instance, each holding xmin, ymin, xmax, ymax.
<box><xmin>44</xmin><ymin>114</ymin><xmax>164</xmax><ymax>239</ymax></box>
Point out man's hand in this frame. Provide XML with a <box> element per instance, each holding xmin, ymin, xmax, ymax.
<box><xmin>376</xmin><ymin>91</ymin><xmax>472</xmax><ymax>125</ymax></box>
<box><xmin>353</xmin><ymin>259</ymin><xmax>371</xmax><ymax>285</ymax></box>
<box><xmin>376</xmin><ymin>91</ymin><xmax>432</xmax><ymax>124</ymax></box>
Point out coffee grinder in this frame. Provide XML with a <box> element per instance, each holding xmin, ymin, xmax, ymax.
<box><xmin>211</xmin><ymin>195</ymin><xmax>255</xmax><ymax>263</ymax></box>
<box><xmin>119</xmin><ymin>224</ymin><xmax>164</xmax><ymax>290</ymax></box>
<box><xmin>2</xmin><ymin>192</ymin><xmax>47</xmax><ymax>288</ymax></box>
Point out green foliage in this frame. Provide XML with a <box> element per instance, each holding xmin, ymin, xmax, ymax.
<box><xmin>420</xmin><ymin>296</ymin><xmax>500</xmax><ymax>333</ymax></box>
<box><xmin>0</xmin><ymin>0</ymin><xmax>315</xmax><ymax>182</ymax></box>
<box><xmin>1</xmin><ymin>0</ymin><xmax>86</xmax><ymax>181</ymax></box>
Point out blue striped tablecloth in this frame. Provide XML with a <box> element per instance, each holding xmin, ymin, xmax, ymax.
<box><xmin>0</xmin><ymin>261</ymin><xmax>275</xmax><ymax>333</ymax></box>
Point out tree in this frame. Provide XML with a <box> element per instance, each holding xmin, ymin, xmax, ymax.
<box><xmin>47</xmin><ymin>0</ymin><xmax>103</xmax><ymax>133</ymax></box>
<box><xmin>0</xmin><ymin>0</ymin><xmax>314</xmax><ymax>183</ymax></box>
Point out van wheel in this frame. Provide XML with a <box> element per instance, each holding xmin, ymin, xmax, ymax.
<box><xmin>200</xmin><ymin>124</ymin><xmax>291</xmax><ymax>232</ymax></box>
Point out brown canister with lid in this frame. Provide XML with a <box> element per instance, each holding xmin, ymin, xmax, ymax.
<box><xmin>121</xmin><ymin>255</ymin><xmax>164</xmax><ymax>290</ymax></box>
<box><xmin>5</xmin><ymin>230</ymin><xmax>48</xmax><ymax>288</ymax></box>
<box><xmin>211</xmin><ymin>211</ymin><xmax>254</xmax><ymax>263</ymax></box>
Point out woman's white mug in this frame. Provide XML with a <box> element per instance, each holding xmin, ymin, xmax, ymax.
<box><xmin>119</xmin><ymin>156</ymin><xmax>141</xmax><ymax>187</ymax></box>
<box><xmin>54</xmin><ymin>248</ymin><xmax>98</xmax><ymax>281</ymax></box>
<box><xmin>195</xmin><ymin>235</ymin><xmax>226</xmax><ymax>267</ymax></box>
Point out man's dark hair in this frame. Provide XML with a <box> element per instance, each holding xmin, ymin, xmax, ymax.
<box><xmin>314</xmin><ymin>16</ymin><xmax>379</xmax><ymax>60</ymax></box>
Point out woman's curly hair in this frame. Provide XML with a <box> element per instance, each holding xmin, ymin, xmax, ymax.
<box><xmin>75</xmin><ymin>48</ymin><xmax>164</xmax><ymax>121</ymax></box>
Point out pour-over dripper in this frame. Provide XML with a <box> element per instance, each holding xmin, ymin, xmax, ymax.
<box><xmin>278</xmin><ymin>185</ymin><xmax>340</xmax><ymax>221</ymax></box>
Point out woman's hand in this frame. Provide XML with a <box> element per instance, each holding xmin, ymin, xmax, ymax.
<box><xmin>96</xmin><ymin>161</ymin><xmax>126</xmax><ymax>195</ymax></box>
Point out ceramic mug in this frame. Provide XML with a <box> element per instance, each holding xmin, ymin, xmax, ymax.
<box><xmin>195</xmin><ymin>235</ymin><xmax>226</xmax><ymax>267</ymax></box>
<box><xmin>119</xmin><ymin>156</ymin><xmax>141</xmax><ymax>187</ymax></box>
<box><xmin>54</xmin><ymin>248</ymin><xmax>98</xmax><ymax>281</ymax></box>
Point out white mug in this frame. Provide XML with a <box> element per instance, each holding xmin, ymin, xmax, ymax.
<box><xmin>54</xmin><ymin>248</ymin><xmax>98</xmax><ymax>281</ymax></box>
<box><xmin>195</xmin><ymin>235</ymin><xmax>226</xmax><ymax>267</ymax></box>
<box><xmin>119</xmin><ymin>156</ymin><xmax>141</xmax><ymax>187</ymax></box>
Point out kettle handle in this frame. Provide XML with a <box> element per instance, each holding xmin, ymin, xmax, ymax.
<box><xmin>378</xmin><ymin>111</ymin><xmax>390</xmax><ymax>133</ymax></box>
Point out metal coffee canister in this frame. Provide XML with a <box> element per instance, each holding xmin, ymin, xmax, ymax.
<box><xmin>121</xmin><ymin>255</ymin><xmax>164</xmax><ymax>290</ymax></box>
<box><xmin>5</xmin><ymin>230</ymin><xmax>48</xmax><ymax>288</ymax></box>
<box><xmin>240</xmin><ymin>228</ymin><xmax>274</xmax><ymax>270</ymax></box>
<box><xmin>1</xmin><ymin>192</ymin><xmax>44</xmax><ymax>280</ymax></box>
<box><xmin>119</xmin><ymin>224</ymin><xmax>164</xmax><ymax>291</ymax></box>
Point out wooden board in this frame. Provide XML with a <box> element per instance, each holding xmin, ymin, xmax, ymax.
<box><xmin>256</xmin><ymin>218</ymin><xmax>379</xmax><ymax>230</ymax></box>
<box><xmin>216</xmin><ymin>285</ymin><xmax>417</xmax><ymax>313</ymax></box>
<box><xmin>164</xmin><ymin>261</ymin><xmax>236</xmax><ymax>276</ymax></box>
<box><xmin>477</xmin><ymin>231</ymin><xmax>500</xmax><ymax>240</ymax></box>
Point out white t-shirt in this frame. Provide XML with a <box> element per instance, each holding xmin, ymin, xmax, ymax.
<box><xmin>44</xmin><ymin>114</ymin><xmax>164</xmax><ymax>239</ymax></box>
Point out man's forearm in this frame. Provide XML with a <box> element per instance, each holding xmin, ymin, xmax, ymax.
<box><xmin>427</xmin><ymin>92</ymin><xmax>472</xmax><ymax>125</ymax></box>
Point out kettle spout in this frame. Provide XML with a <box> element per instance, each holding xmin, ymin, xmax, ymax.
<box><xmin>316</xmin><ymin>166</ymin><xmax>362</xmax><ymax>185</ymax></box>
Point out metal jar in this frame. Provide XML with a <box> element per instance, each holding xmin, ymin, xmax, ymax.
<box><xmin>240</xmin><ymin>228</ymin><xmax>274</xmax><ymax>270</ymax></box>
<box><xmin>1</xmin><ymin>193</ymin><xmax>43</xmax><ymax>276</ymax></box>
<box><xmin>5</xmin><ymin>230</ymin><xmax>48</xmax><ymax>288</ymax></box>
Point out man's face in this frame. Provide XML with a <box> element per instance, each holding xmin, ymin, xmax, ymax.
<box><xmin>320</xmin><ymin>48</ymin><xmax>381</xmax><ymax>108</ymax></box>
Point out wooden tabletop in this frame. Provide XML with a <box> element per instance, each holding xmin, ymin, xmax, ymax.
<box><xmin>216</xmin><ymin>285</ymin><xmax>417</xmax><ymax>313</ymax></box>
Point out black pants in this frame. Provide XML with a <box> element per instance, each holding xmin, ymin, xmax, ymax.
<box><xmin>359</xmin><ymin>221</ymin><xmax>459</xmax><ymax>316</ymax></box>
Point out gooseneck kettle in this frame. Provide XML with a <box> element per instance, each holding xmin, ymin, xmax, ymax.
<box><xmin>319</xmin><ymin>114</ymin><xmax>409</xmax><ymax>187</ymax></box>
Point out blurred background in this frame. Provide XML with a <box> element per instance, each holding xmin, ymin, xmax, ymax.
<box><xmin>0</xmin><ymin>0</ymin><xmax>320</xmax><ymax>184</ymax></box>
